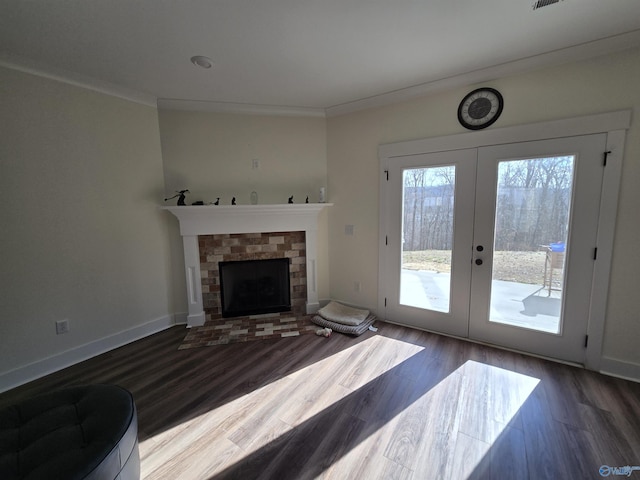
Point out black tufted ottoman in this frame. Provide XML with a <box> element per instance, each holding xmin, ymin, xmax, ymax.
<box><xmin>0</xmin><ymin>384</ymin><xmax>140</xmax><ymax>480</ymax></box>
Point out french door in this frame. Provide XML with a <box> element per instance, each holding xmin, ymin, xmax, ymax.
<box><xmin>381</xmin><ymin>134</ymin><xmax>607</xmax><ymax>364</ymax></box>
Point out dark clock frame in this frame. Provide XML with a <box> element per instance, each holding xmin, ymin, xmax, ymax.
<box><xmin>457</xmin><ymin>87</ymin><xmax>504</xmax><ymax>130</ymax></box>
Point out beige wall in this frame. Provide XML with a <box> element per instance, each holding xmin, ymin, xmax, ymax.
<box><xmin>158</xmin><ymin>110</ymin><xmax>327</xmax><ymax>205</ymax></box>
<box><xmin>327</xmin><ymin>48</ymin><xmax>640</xmax><ymax>368</ymax></box>
<box><xmin>0</xmin><ymin>67</ymin><xmax>173</xmax><ymax>384</ymax></box>
<box><xmin>158</xmin><ymin>110</ymin><xmax>329</xmax><ymax>312</ymax></box>
<box><xmin>2</xmin><ymin>47</ymin><xmax>638</xmax><ymax>386</ymax></box>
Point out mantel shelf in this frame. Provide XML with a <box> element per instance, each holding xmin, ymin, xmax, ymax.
<box><xmin>161</xmin><ymin>203</ymin><xmax>332</xmax><ymax>237</ymax></box>
<box><xmin>161</xmin><ymin>203</ymin><xmax>331</xmax><ymax>215</ymax></box>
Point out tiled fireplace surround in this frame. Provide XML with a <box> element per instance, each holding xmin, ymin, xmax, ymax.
<box><xmin>162</xmin><ymin>204</ymin><xmax>331</xmax><ymax>330</ymax></box>
<box><xmin>199</xmin><ymin>231</ymin><xmax>308</xmax><ymax>322</ymax></box>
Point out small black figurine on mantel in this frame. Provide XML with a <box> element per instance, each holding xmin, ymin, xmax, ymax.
<box><xmin>164</xmin><ymin>189</ymin><xmax>189</xmax><ymax>206</ymax></box>
<box><xmin>232</xmin><ymin>197</ymin><xmax>236</xmax><ymax>205</ymax></box>
<box><xmin>213</xmin><ymin>198</ymin><xmax>220</xmax><ymax>205</ymax></box>
<box><xmin>305</xmin><ymin>196</ymin><xmax>309</xmax><ymax>203</ymax></box>
<box><xmin>288</xmin><ymin>196</ymin><xmax>294</xmax><ymax>204</ymax></box>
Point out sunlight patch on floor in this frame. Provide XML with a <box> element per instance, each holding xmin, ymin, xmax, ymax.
<box><xmin>139</xmin><ymin>338</ymin><xmax>540</xmax><ymax>479</ymax></box>
<box><xmin>451</xmin><ymin>360</ymin><xmax>540</xmax><ymax>478</ymax></box>
<box><xmin>140</xmin><ymin>335</ymin><xmax>425</xmax><ymax>478</ymax></box>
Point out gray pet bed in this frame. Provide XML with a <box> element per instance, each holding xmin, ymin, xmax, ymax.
<box><xmin>311</xmin><ymin>313</ymin><xmax>377</xmax><ymax>336</ymax></box>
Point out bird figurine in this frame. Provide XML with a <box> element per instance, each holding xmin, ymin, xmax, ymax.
<box><xmin>213</xmin><ymin>198</ymin><xmax>220</xmax><ymax>205</ymax></box>
<box><xmin>164</xmin><ymin>189</ymin><xmax>189</xmax><ymax>206</ymax></box>
<box><xmin>232</xmin><ymin>197</ymin><xmax>236</xmax><ymax>205</ymax></box>
<box><xmin>305</xmin><ymin>196</ymin><xmax>309</xmax><ymax>203</ymax></box>
<box><xmin>288</xmin><ymin>196</ymin><xmax>294</xmax><ymax>204</ymax></box>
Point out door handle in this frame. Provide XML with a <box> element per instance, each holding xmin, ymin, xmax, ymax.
<box><xmin>475</xmin><ymin>258</ymin><xmax>483</xmax><ymax>266</ymax></box>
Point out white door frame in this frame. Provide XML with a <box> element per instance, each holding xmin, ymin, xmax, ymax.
<box><xmin>378</xmin><ymin>110</ymin><xmax>630</xmax><ymax>371</ymax></box>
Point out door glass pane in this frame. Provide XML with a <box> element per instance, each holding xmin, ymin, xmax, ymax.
<box><xmin>400</xmin><ymin>166</ymin><xmax>455</xmax><ymax>313</ymax></box>
<box><xmin>489</xmin><ymin>156</ymin><xmax>574</xmax><ymax>334</ymax></box>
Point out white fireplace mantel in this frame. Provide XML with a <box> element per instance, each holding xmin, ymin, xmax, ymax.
<box><xmin>162</xmin><ymin>203</ymin><xmax>332</xmax><ymax>327</ymax></box>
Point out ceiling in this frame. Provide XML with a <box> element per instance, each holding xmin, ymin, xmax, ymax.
<box><xmin>2</xmin><ymin>0</ymin><xmax>640</xmax><ymax>116</ymax></box>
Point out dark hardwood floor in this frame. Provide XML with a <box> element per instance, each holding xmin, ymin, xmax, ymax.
<box><xmin>2</xmin><ymin>321</ymin><xmax>639</xmax><ymax>479</ymax></box>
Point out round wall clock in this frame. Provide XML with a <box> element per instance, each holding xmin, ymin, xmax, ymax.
<box><xmin>457</xmin><ymin>87</ymin><xmax>504</xmax><ymax>130</ymax></box>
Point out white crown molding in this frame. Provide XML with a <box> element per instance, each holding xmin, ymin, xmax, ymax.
<box><xmin>3</xmin><ymin>29</ymin><xmax>639</xmax><ymax>118</ymax></box>
<box><xmin>326</xmin><ymin>29</ymin><xmax>640</xmax><ymax>118</ymax></box>
<box><xmin>157</xmin><ymin>98</ymin><xmax>326</xmax><ymax>118</ymax></box>
<box><xmin>0</xmin><ymin>53</ymin><xmax>157</xmax><ymax>108</ymax></box>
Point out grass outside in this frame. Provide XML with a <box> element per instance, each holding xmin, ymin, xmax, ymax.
<box><xmin>403</xmin><ymin>249</ymin><xmax>549</xmax><ymax>285</ymax></box>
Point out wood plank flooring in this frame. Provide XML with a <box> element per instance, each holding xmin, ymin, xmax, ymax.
<box><xmin>2</xmin><ymin>322</ymin><xmax>640</xmax><ymax>479</ymax></box>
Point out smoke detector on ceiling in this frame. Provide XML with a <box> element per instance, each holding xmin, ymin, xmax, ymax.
<box><xmin>532</xmin><ymin>0</ymin><xmax>562</xmax><ymax>10</ymax></box>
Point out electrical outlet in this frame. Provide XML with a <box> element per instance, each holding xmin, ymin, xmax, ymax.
<box><xmin>354</xmin><ymin>281</ymin><xmax>361</xmax><ymax>293</ymax></box>
<box><xmin>56</xmin><ymin>319</ymin><xmax>69</xmax><ymax>335</ymax></box>
<box><xmin>345</xmin><ymin>224</ymin><xmax>355</xmax><ymax>236</ymax></box>
<box><xmin>252</xmin><ymin>158</ymin><xmax>260</xmax><ymax>170</ymax></box>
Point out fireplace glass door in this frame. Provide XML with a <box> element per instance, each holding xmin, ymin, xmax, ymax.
<box><xmin>219</xmin><ymin>258</ymin><xmax>291</xmax><ymax>317</ymax></box>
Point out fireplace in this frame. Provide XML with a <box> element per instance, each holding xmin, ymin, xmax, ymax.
<box><xmin>219</xmin><ymin>258</ymin><xmax>291</xmax><ymax>318</ymax></box>
<box><xmin>199</xmin><ymin>230</ymin><xmax>306</xmax><ymax>323</ymax></box>
<box><xmin>161</xmin><ymin>203</ymin><xmax>331</xmax><ymax>327</ymax></box>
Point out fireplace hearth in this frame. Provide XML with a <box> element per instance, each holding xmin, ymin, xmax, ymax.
<box><xmin>180</xmin><ymin>230</ymin><xmax>315</xmax><ymax>347</ymax></box>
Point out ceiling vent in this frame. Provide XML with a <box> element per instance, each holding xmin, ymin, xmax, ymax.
<box><xmin>532</xmin><ymin>0</ymin><xmax>562</xmax><ymax>10</ymax></box>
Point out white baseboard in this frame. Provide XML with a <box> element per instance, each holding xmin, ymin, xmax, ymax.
<box><xmin>600</xmin><ymin>356</ymin><xmax>640</xmax><ymax>383</ymax></box>
<box><xmin>0</xmin><ymin>314</ymin><xmax>185</xmax><ymax>393</ymax></box>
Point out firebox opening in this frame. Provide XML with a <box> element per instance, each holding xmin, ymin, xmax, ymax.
<box><xmin>219</xmin><ymin>258</ymin><xmax>291</xmax><ymax>318</ymax></box>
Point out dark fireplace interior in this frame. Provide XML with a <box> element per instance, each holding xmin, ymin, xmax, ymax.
<box><xmin>219</xmin><ymin>258</ymin><xmax>291</xmax><ymax>318</ymax></box>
